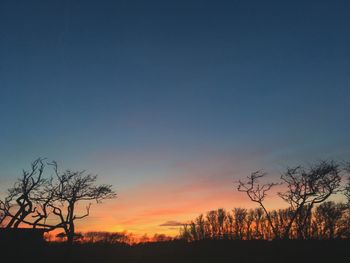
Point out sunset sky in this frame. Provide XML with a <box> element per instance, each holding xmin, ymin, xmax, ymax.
<box><xmin>0</xmin><ymin>1</ymin><xmax>350</xmax><ymax>236</ymax></box>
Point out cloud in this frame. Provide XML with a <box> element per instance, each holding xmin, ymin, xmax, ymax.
<box><xmin>159</xmin><ymin>220</ymin><xmax>184</xmax><ymax>227</ymax></box>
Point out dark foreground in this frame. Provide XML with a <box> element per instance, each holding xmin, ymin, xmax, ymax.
<box><xmin>3</xmin><ymin>240</ymin><xmax>349</xmax><ymax>263</ymax></box>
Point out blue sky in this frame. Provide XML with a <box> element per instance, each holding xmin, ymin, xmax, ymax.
<box><xmin>0</xmin><ymin>1</ymin><xmax>349</xmax><ymax>231</ymax></box>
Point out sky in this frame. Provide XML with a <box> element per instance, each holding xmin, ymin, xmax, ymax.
<box><xmin>0</xmin><ymin>0</ymin><xmax>350</xmax><ymax>236</ymax></box>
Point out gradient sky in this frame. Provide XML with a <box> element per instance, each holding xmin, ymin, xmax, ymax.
<box><xmin>1</xmin><ymin>0</ymin><xmax>350</xmax><ymax>236</ymax></box>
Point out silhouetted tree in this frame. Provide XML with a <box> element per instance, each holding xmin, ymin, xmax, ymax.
<box><xmin>237</xmin><ymin>161</ymin><xmax>342</xmax><ymax>239</ymax></box>
<box><xmin>313</xmin><ymin>201</ymin><xmax>345</xmax><ymax>239</ymax></box>
<box><xmin>0</xmin><ymin>158</ymin><xmax>116</xmax><ymax>245</ymax></box>
<box><xmin>225</xmin><ymin>212</ymin><xmax>234</xmax><ymax>239</ymax></box>
<box><xmin>237</xmin><ymin>171</ymin><xmax>280</xmax><ymax>238</ymax></box>
<box><xmin>217</xmin><ymin>208</ymin><xmax>227</xmax><ymax>239</ymax></box>
<box><xmin>245</xmin><ymin>209</ymin><xmax>254</xmax><ymax>240</ymax></box>
<box><xmin>252</xmin><ymin>208</ymin><xmax>265</xmax><ymax>239</ymax></box>
<box><xmin>278</xmin><ymin>161</ymin><xmax>341</xmax><ymax>239</ymax></box>
<box><xmin>233</xmin><ymin>208</ymin><xmax>247</xmax><ymax>240</ymax></box>
<box><xmin>180</xmin><ymin>224</ymin><xmax>192</xmax><ymax>241</ymax></box>
<box><xmin>47</xmin><ymin>161</ymin><xmax>116</xmax><ymax>244</ymax></box>
<box><xmin>189</xmin><ymin>221</ymin><xmax>198</xmax><ymax>241</ymax></box>
<box><xmin>84</xmin><ymin>231</ymin><xmax>130</xmax><ymax>244</ymax></box>
<box><xmin>195</xmin><ymin>214</ymin><xmax>206</xmax><ymax>240</ymax></box>
<box><xmin>206</xmin><ymin>210</ymin><xmax>219</xmax><ymax>239</ymax></box>
<box><xmin>0</xmin><ymin>158</ymin><xmax>49</xmax><ymax>228</ymax></box>
<box><xmin>0</xmin><ymin>211</ymin><xmax>5</xmax><ymax>227</ymax></box>
<box><xmin>180</xmin><ymin>161</ymin><xmax>349</xmax><ymax>242</ymax></box>
<box><xmin>344</xmin><ymin>163</ymin><xmax>350</xmax><ymax>205</ymax></box>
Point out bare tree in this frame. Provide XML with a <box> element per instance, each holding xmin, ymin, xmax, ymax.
<box><xmin>84</xmin><ymin>231</ymin><xmax>130</xmax><ymax>244</ymax></box>
<box><xmin>195</xmin><ymin>214</ymin><xmax>206</xmax><ymax>240</ymax></box>
<box><xmin>189</xmin><ymin>221</ymin><xmax>198</xmax><ymax>241</ymax></box>
<box><xmin>237</xmin><ymin>171</ymin><xmax>280</xmax><ymax>238</ymax></box>
<box><xmin>225</xmin><ymin>213</ymin><xmax>234</xmax><ymax>239</ymax></box>
<box><xmin>217</xmin><ymin>208</ymin><xmax>227</xmax><ymax>239</ymax></box>
<box><xmin>206</xmin><ymin>210</ymin><xmax>219</xmax><ymax>239</ymax></box>
<box><xmin>278</xmin><ymin>161</ymin><xmax>341</xmax><ymax>239</ymax></box>
<box><xmin>0</xmin><ymin>210</ymin><xmax>5</xmax><ymax>227</ymax></box>
<box><xmin>237</xmin><ymin>161</ymin><xmax>342</xmax><ymax>239</ymax></box>
<box><xmin>233</xmin><ymin>208</ymin><xmax>247</xmax><ymax>240</ymax></box>
<box><xmin>47</xmin><ymin>161</ymin><xmax>116</xmax><ymax>244</ymax></box>
<box><xmin>0</xmin><ymin>158</ymin><xmax>48</xmax><ymax>228</ymax></box>
<box><xmin>0</xmin><ymin>159</ymin><xmax>116</xmax><ymax>244</ymax></box>
<box><xmin>252</xmin><ymin>208</ymin><xmax>265</xmax><ymax>239</ymax></box>
<box><xmin>313</xmin><ymin>201</ymin><xmax>346</xmax><ymax>239</ymax></box>
<box><xmin>245</xmin><ymin>209</ymin><xmax>254</xmax><ymax>240</ymax></box>
<box><xmin>180</xmin><ymin>223</ymin><xmax>192</xmax><ymax>241</ymax></box>
<box><xmin>344</xmin><ymin>162</ymin><xmax>350</xmax><ymax>205</ymax></box>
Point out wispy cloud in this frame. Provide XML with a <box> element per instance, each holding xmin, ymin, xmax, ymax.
<box><xmin>159</xmin><ymin>220</ymin><xmax>184</xmax><ymax>227</ymax></box>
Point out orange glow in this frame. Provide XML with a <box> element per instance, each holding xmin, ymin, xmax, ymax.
<box><xmin>73</xmin><ymin>171</ymin><xmax>286</xmax><ymax>238</ymax></box>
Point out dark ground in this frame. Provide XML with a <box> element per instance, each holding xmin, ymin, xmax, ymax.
<box><xmin>3</xmin><ymin>240</ymin><xmax>349</xmax><ymax>263</ymax></box>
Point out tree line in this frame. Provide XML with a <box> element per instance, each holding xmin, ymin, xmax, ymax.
<box><xmin>51</xmin><ymin>231</ymin><xmax>174</xmax><ymax>244</ymax></box>
<box><xmin>180</xmin><ymin>203</ymin><xmax>350</xmax><ymax>241</ymax></box>
<box><xmin>180</xmin><ymin>161</ymin><xmax>350</xmax><ymax>241</ymax></box>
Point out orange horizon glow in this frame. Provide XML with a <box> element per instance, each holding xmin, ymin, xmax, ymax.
<box><xmin>72</xmin><ymin>172</ymin><xmax>288</xmax><ymax>238</ymax></box>
<box><xmin>8</xmin><ymin>153</ymin><xmax>345</xmax><ymax>239</ymax></box>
